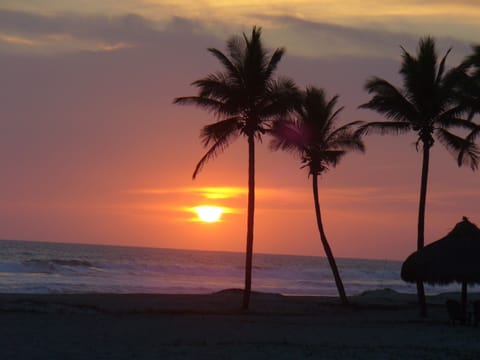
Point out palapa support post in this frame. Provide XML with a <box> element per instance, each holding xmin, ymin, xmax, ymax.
<box><xmin>461</xmin><ymin>281</ymin><xmax>468</xmax><ymax>322</ymax></box>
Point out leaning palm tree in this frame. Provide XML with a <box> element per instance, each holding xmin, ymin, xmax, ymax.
<box><xmin>174</xmin><ymin>27</ymin><xmax>299</xmax><ymax>310</ymax></box>
<box><xmin>271</xmin><ymin>87</ymin><xmax>365</xmax><ymax>305</ymax></box>
<box><xmin>359</xmin><ymin>37</ymin><xmax>479</xmax><ymax>316</ymax></box>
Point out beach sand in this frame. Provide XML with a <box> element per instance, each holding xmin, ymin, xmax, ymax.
<box><xmin>1</xmin><ymin>289</ymin><xmax>480</xmax><ymax>359</ymax></box>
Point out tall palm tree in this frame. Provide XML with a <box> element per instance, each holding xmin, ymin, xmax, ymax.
<box><xmin>359</xmin><ymin>37</ymin><xmax>479</xmax><ymax>316</ymax></box>
<box><xmin>271</xmin><ymin>87</ymin><xmax>365</xmax><ymax>305</ymax></box>
<box><xmin>174</xmin><ymin>27</ymin><xmax>299</xmax><ymax>310</ymax></box>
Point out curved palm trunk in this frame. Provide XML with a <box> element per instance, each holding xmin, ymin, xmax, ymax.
<box><xmin>416</xmin><ymin>144</ymin><xmax>430</xmax><ymax>317</ymax></box>
<box><xmin>312</xmin><ymin>174</ymin><xmax>348</xmax><ymax>305</ymax></box>
<box><xmin>242</xmin><ymin>134</ymin><xmax>255</xmax><ymax>310</ymax></box>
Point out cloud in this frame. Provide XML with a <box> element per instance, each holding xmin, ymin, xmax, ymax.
<box><xmin>1</xmin><ymin>8</ymin><xmax>475</xmax><ymax>59</ymax></box>
<box><xmin>252</xmin><ymin>15</ymin><xmax>472</xmax><ymax>60</ymax></box>
<box><xmin>0</xmin><ymin>9</ymin><xmax>155</xmax><ymax>41</ymax></box>
<box><xmin>0</xmin><ymin>9</ymin><xmax>212</xmax><ymax>54</ymax></box>
<box><xmin>128</xmin><ymin>184</ymin><xmax>480</xmax><ymax>214</ymax></box>
<box><xmin>0</xmin><ymin>33</ymin><xmax>39</xmax><ymax>45</ymax></box>
<box><xmin>129</xmin><ymin>186</ymin><xmax>247</xmax><ymax>199</ymax></box>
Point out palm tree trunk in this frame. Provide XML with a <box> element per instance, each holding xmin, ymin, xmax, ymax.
<box><xmin>416</xmin><ymin>143</ymin><xmax>430</xmax><ymax>317</ymax></box>
<box><xmin>312</xmin><ymin>174</ymin><xmax>348</xmax><ymax>305</ymax></box>
<box><xmin>242</xmin><ymin>134</ymin><xmax>255</xmax><ymax>310</ymax></box>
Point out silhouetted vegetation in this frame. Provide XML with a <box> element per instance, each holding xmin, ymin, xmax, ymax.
<box><xmin>271</xmin><ymin>87</ymin><xmax>365</xmax><ymax>305</ymax></box>
<box><xmin>174</xmin><ymin>26</ymin><xmax>299</xmax><ymax>310</ymax></box>
<box><xmin>359</xmin><ymin>37</ymin><xmax>479</xmax><ymax>316</ymax></box>
<box><xmin>459</xmin><ymin>45</ymin><xmax>480</xmax><ymax>155</ymax></box>
<box><xmin>174</xmin><ymin>26</ymin><xmax>480</xmax><ymax>315</ymax></box>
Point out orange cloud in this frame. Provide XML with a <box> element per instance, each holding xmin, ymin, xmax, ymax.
<box><xmin>0</xmin><ymin>33</ymin><xmax>39</xmax><ymax>46</ymax></box>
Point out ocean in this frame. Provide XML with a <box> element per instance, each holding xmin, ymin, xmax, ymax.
<box><xmin>0</xmin><ymin>239</ymin><xmax>462</xmax><ymax>296</ymax></box>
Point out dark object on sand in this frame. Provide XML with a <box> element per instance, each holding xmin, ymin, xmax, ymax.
<box><xmin>446</xmin><ymin>299</ymin><xmax>468</xmax><ymax>324</ymax></box>
<box><xmin>401</xmin><ymin>217</ymin><xmax>480</xmax><ymax>318</ymax></box>
<box><xmin>473</xmin><ymin>300</ymin><xmax>480</xmax><ymax>325</ymax></box>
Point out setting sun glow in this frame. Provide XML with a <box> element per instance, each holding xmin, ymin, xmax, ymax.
<box><xmin>194</xmin><ymin>206</ymin><xmax>224</xmax><ymax>223</ymax></box>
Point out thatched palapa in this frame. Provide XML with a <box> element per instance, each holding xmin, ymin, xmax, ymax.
<box><xmin>401</xmin><ymin>217</ymin><xmax>480</xmax><ymax>317</ymax></box>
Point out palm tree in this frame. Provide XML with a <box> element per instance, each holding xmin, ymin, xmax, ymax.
<box><xmin>359</xmin><ymin>37</ymin><xmax>479</xmax><ymax>316</ymax></box>
<box><xmin>174</xmin><ymin>27</ymin><xmax>299</xmax><ymax>310</ymax></box>
<box><xmin>271</xmin><ymin>87</ymin><xmax>365</xmax><ymax>305</ymax></box>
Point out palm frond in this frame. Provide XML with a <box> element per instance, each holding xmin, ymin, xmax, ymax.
<box><xmin>260</xmin><ymin>77</ymin><xmax>300</xmax><ymax>119</ymax></box>
<box><xmin>333</xmin><ymin>136</ymin><xmax>365</xmax><ymax>153</ymax></box>
<box><xmin>200</xmin><ymin>117</ymin><xmax>242</xmax><ymax>146</ymax></box>
<box><xmin>309</xmin><ymin>150</ymin><xmax>346</xmax><ymax>174</ymax></box>
<box><xmin>269</xmin><ymin>120</ymin><xmax>305</xmax><ymax>154</ymax></box>
<box><xmin>435</xmin><ymin>111</ymin><xmax>477</xmax><ymax>130</ymax></box>
<box><xmin>458</xmin><ymin>125</ymin><xmax>480</xmax><ymax>167</ymax></box>
<box><xmin>328</xmin><ymin>120</ymin><xmax>364</xmax><ymax>138</ymax></box>
<box><xmin>173</xmin><ymin>96</ymin><xmax>228</xmax><ymax>115</ymax></box>
<box><xmin>243</xmin><ymin>27</ymin><xmax>270</xmax><ymax>89</ymax></box>
<box><xmin>193</xmin><ymin>125</ymin><xmax>240</xmax><ymax>179</ymax></box>
<box><xmin>329</xmin><ymin>106</ymin><xmax>344</xmax><ymax>124</ymax></box>
<box><xmin>207</xmin><ymin>47</ymin><xmax>239</xmax><ymax>78</ymax></box>
<box><xmin>226</xmin><ymin>34</ymin><xmax>245</xmax><ymax>69</ymax></box>
<box><xmin>466</xmin><ymin>124</ymin><xmax>480</xmax><ymax>142</ymax></box>
<box><xmin>436</xmin><ymin>128</ymin><xmax>479</xmax><ymax>170</ymax></box>
<box><xmin>458</xmin><ymin>144</ymin><xmax>480</xmax><ymax>171</ymax></box>
<box><xmin>400</xmin><ymin>37</ymin><xmax>447</xmax><ymax>117</ymax></box>
<box><xmin>358</xmin><ymin>121</ymin><xmax>411</xmax><ymax>136</ymax></box>
<box><xmin>462</xmin><ymin>78</ymin><xmax>480</xmax><ymax>119</ymax></box>
<box><xmin>461</xmin><ymin>45</ymin><xmax>480</xmax><ymax>69</ymax></box>
<box><xmin>265</xmin><ymin>48</ymin><xmax>285</xmax><ymax>79</ymax></box>
<box><xmin>327</xmin><ymin>121</ymin><xmax>365</xmax><ymax>152</ymax></box>
<box><xmin>360</xmin><ymin>77</ymin><xmax>417</xmax><ymax>122</ymax></box>
<box><xmin>323</xmin><ymin>149</ymin><xmax>346</xmax><ymax>167</ymax></box>
<box><xmin>192</xmin><ymin>73</ymin><xmax>236</xmax><ymax>100</ymax></box>
<box><xmin>441</xmin><ymin>63</ymin><xmax>467</xmax><ymax>94</ymax></box>
<box><xmin>435</xmin><ymin>128</ymin><xmax>466</xmax><ymax>153</ymax></box>
<box><xmin>436</xmin><ymin>47</ymin><xmax>452</xmax><ymax>85</ymax></box>
<box><xmin>325</xmin><ymin>95</ymin><xmax>341</xmax><ymax>118</ymax></box>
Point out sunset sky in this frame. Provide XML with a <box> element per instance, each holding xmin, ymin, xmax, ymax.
<box><xmin>1</xmin><ymin>1</ymin><xmax>479</xmax><ymax>260</ymax></box>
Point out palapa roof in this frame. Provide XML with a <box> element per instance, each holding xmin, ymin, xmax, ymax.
<box><xmin>401</xmin><ymin>217</ymin><xmax>480</xmax><ymax>285</ymax></box>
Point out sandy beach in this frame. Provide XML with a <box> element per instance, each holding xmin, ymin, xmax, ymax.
<box><xmin>1</xmin><ymin>289</ymin><xmax>480</xmax><ymax>359</ymax></box>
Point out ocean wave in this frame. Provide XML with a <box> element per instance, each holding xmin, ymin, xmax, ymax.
<box><xmin>49</xmin><ymin>259</ymin><xmax>93</xmax><ymax>267</ymax></box>
<box><xmin>24</xmin><ymin>259</ymin><xmax>94</xmax><ymax>273</ymax></box>
<box><xmin>0</xmin><ymin>258</ymin><xmax>95</xmax><ymax>275</ymax></box>
<box><xmin>3</xmin><ymin>240</ymin><xmax>461</xmax><ymax>296</ymax></box>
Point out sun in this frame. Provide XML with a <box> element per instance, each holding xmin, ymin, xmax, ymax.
<box><xmin>194</xmin><ymin>206</ymin><xmax>224</xmax><ymax>223</ymax></box>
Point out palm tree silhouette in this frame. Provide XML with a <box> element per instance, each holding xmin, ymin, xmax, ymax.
<box><xmin>174</xmin><ymin>27</ymin><xmax>299</xmax><ymax>310</ymax></box>
<box><xmin>359</xmin><ymin>37</ymin><xmax>479</xmax><ymax>316</ymax></box>
<box><xmin>271</xmin><ymin>87</ymin><xmax>365</xmax><ymax>305</ymax></box>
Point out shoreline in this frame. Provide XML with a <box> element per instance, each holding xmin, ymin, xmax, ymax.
<box><xmin>1</xmin><ymin>288</ymin><xmax>478</xmax><ymax>312</ymax></box>
<box><xmin>2</xmin><ymin>289</ymin><xmax>480</xmax><ymax>359</ymax></box>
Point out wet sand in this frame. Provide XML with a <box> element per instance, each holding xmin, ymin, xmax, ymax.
<box><xmin>1</xmin><ymin>289</ymin><xmax>480</xmax><ymax>359</ymax></box>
